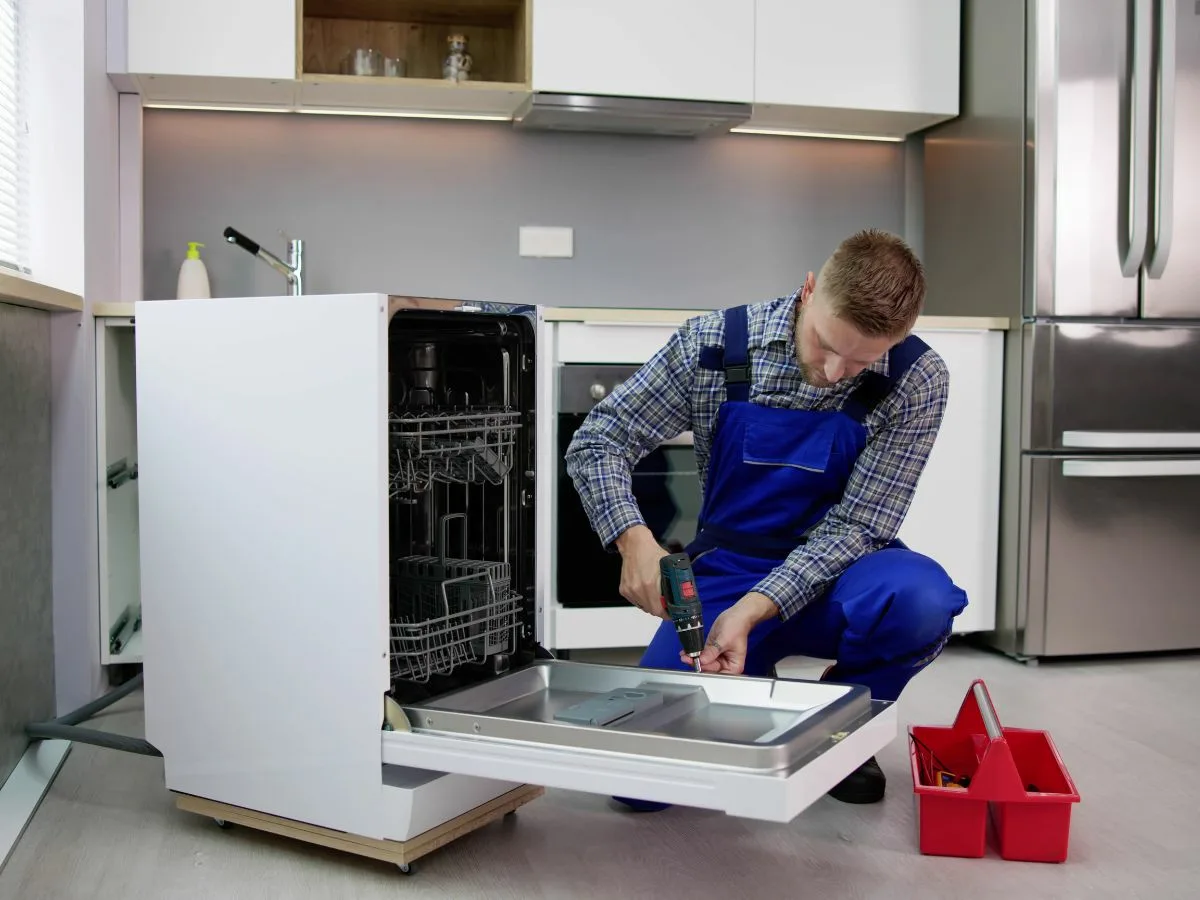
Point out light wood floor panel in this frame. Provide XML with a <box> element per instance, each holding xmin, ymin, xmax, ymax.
<box><xmin>1</xmin><ymin>645</ymin><xmax>1197</xmax><ymax>899</ymax></box>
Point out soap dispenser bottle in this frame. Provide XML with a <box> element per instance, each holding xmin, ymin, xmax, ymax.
<box><xmin>176</xmin><ymin>241</ymin><xmax>212</xmax><ymax>299</ymax></box>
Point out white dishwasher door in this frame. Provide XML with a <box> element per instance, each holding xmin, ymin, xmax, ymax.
<box><xmin>383</xmin><ymin>660</ymin><xmax>895</xmax><ymax>822</ymax></box>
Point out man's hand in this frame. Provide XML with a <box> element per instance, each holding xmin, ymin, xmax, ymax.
<box><xmin>684</xmin><ymin>592</ymin><xmax>779</xmax><ymax>674</ymax></box>
<box><xmin>615</xmin><ymin>525</ymin><xmax>670</xmax><ymax>619</ymax></box>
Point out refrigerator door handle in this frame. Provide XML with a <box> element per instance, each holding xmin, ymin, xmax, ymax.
<box><xmin>1062</xmin><ymin>459</ymin><xmax>1200</xmax><ymax>478</ymax></box>
<box><xmin>1063</xmin><ymin>430</ymin><xmax>1200</xmax><ymax>450</ymax></box>
<box><xmin>1146</xmin><ymin>0</ymin><xmax>1176</xmax><ymax>279</ymax></box>
<box><xmin>1119</xmin><ymin>0</ymin><xmax>1154</xmax><ymax>277</ymax></box>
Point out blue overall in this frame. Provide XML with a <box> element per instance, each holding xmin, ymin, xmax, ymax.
<box><xmin>638</xmin><ymin>305</ymin><xmax>968</xmax><ymax>701</ymax></box>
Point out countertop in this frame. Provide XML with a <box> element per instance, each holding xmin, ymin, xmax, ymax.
<box><xmin>543</xmin><ymin>307</ymin><xmax>1009</xmax><ymax>330</ymax></box>
<box><xmin>0</xmin><ymin>272</ymin><xmax>83</xmax><ymax>313</ymax></box>
<box><xmin>92</xmin><ymin>302</ymin><xmax>136</xmax><ymax>317</ymax></box>
<box><xmin>92</xmin><ymin>300</ymin><xmax>1009</xmax><ymax>331</ymax></box>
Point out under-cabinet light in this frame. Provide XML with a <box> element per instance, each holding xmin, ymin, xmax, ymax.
<box><xmin>142</xmin><ymin>102</ymin><xmax>511</xmax><ymax>122</ymax></box>
<box><xmin>730</xmin><ymin>126</ymin><xmax>904</xmax><ymax>142</ymax></box>
<box><xmin>298</xmin><ymin>107</ymin><xmax>511</xmax><ymax>121</ymax></box>
<box><xmin>143</xmin><ymin>103</ymin><xmax>292</xmax><ymax>114</ymax></box>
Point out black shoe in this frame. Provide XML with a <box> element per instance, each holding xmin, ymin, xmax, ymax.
<box><xmin>828</xmin><ymin>756</ymin><xmax>886</xmax><ymax>804</ymax></box>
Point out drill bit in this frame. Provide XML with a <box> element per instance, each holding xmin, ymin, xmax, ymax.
<box><xmin>692</xmin><ymin>657</ymin><xmax>703</xmax><ymax>674</ymax></box>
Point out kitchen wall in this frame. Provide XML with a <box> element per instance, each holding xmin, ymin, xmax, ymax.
<box><xmin>38</xmin><ymin>0</ymin><xmax>120</xmax><ymax>717</ymax></box>
<box><xmin>0</xmin><ymin>304</ymin><xmax>55</xmax><ymax>787</ymax></box>
<box><xmin>142</xmin><ymin>110</ymin><xmax>910</xmax><ymax>309</ymax></box>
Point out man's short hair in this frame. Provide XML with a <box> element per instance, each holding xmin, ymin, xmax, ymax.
<box><xmin>817</xmin><ymin>229</ymin><xmax>926</xmax><ymax>339</ymax></box>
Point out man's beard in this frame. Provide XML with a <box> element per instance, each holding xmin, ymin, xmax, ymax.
<box><xmin>798</xmin><ymin>361</ymin><xmax>831</xmax><ymax>388</ymax></box>
<box><xmin>792</xmin><ymin>307</ymin><xmax>831</xmax><ymax>387</ymax></box>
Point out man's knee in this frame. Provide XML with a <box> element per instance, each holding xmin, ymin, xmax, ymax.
<box><xmin>890</xmin><ymin>553</ymin><xmax>969</xmax><ymax>640</ymax></box>
<box><xmin>842</xmin><ymin>549</ymin><xmax>968</xmax><ymax>650</ymax></box>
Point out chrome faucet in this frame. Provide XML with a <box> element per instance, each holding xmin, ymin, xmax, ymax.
<box><xmin>223</xmin><ymin>226</ymin><xmax>305</xmax><ymax>296</ymax></box>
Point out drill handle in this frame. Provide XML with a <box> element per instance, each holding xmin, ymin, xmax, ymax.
<box><xmin>659</xmin><ymin>552</ymin><xmax>700</xmax><ymax>611</ymax></box>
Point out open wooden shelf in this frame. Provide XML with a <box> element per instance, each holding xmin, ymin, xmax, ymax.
<box><xmin>298</xmin><ymin>72</ymin><xmax>529</xmax><ymax>117</ymax></box>
<box><xmin>301</xmin><ymin>0</ymin><xmax>530</xmax><ymax>86</ymax></box>
<box><xmin>304</xmin><ymin>73</ymin><xmax>526</xmax><ymax>93</ymax></box>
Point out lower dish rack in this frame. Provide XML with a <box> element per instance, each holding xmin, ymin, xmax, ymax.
<box><xmin>390</xmin><ymin>514</ymin><xmax>522</xmax><ymax>684</ymax></box>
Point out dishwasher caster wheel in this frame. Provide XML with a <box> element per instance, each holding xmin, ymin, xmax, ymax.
<box><xmin>213</xmin><ymin>818</ymin><xmax>232</xmax><ymax>830</ymax></box>
<box><xmin>397</xmin><ymin>863</ymin><xmax>413</xmax><ymax>875</ymax></box>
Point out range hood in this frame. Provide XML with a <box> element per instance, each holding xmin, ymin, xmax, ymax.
<box><xmin>512</xmin><ymin>92</ymin><xmax>752</xmax><ymax>138</ymax></box>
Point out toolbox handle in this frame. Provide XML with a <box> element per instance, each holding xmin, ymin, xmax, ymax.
<box><xmin>922</xmin><ymin>679</ymin><xmax>1028</xmax><ymax>800</ymax></box>
<box><xmin>972</xmin><ymin>681</ymin><xmax>1003</xmax><ymax>742</ymax></box>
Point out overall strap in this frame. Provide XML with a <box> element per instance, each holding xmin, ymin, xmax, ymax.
<box><xmin>697</xmin><ymin>305</ymin><xmax>752</xmax><ymax>403</ymax></box>
<box><xmin>841</xmin><ymin>333</ymin><xmax>932</xmax><ymax>423</ymax></box>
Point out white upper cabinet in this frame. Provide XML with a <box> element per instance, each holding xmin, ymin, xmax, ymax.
<box><xmin>531</xmin><ymin>0</ymin><xmax>755</xmax><ymax>103</ymax></box>
<box><xmin>123</xmin><ymin>0</ymin><xmax>297</xmax><ymax>80</ymax></box>
<box><xmin>751</xmin><ymin>0</ymin><xmax>960</xmax><ymax>136</ymax></box>
<box><xmin>109</xmin><ymin>0</ymin><xmax>960</xmax><ymax>134</ymax></box>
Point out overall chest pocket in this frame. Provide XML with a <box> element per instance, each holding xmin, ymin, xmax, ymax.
<box><xmin>741</xmin><ymin>419</ymin><xmax>837</xmax><ymax>474</ymax></box>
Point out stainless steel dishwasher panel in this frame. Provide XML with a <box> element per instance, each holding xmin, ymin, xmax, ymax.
<box><xmin>384</xmin><ymin>661</ymin><xmax>896</xmax><ymax>822</ymax></box>
<box><xmin>403</xmin><ymin>660</ymin><xmax>870</xmax><ymax>770</ymax></box>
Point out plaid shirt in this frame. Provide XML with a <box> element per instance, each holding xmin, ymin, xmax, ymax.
<box><xmin>563</xmin><ymin>294</ymin><xmax>950</xmax><ymax>620</ymax></box>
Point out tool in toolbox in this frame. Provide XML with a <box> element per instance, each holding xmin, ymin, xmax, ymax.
<box><xmin>659</xmin><ymin>552</ymin><xmax>705</xmax><ymax>673</ymax></box>
<box><xmin>908</xmin><ymin>678</ymin><xmax>1081</xmax><ymax>863</ymax></box>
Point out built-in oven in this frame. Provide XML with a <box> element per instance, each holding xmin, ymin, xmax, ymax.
<box><xmin>555</xmin><ymin>364</ymin><xmax>701</xmax><ymax>608</ymax></box>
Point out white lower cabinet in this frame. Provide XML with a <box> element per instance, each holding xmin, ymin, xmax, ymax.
<box><xmin>546</xmin><ymin>319</ymin><xmax>1002</xmax><ymax>650</ymax></box>
<box><xmin>96</xmin><ymin>316</ymin><xmax>143</xmax><ymax>665</ymax></box>
<box><xmin>901</xmin><ymin>327</ymin><xmax>1002</xmax><ymax>635</ymax></box>
<box><xmin>96</xmin><ymin>309</ymin><xmax>1001</xmax><ymax>669</ymax></box>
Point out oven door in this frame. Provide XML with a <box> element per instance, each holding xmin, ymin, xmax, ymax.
<box><xmin>555</xmin><ymin>364</ymin><xmax>700</xmax><ymax>610</ymax></box>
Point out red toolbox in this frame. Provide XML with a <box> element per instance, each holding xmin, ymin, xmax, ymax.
<box><xmin>909</xmin><ymin>679</ymin><xmax>1081</xmax><ymax>863</ymax></box>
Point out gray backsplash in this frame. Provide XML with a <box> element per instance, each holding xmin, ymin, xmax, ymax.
<box><xmin>143</xmin><ymin>110</ymin><xmax>910</xmax><ymax>310</ymax></box>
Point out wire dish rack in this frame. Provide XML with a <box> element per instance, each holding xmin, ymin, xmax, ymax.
<box><xmin>389</xmin><ymin>407</ymin><xmax>521</xmax><ymax>496</ymax></box>
<box><xmin>390</xmin><ymin>514</ymin><xmax>522</xmax><ymax>683</ymax></box>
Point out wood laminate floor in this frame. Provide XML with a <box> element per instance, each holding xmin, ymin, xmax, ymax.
<box><xmin>1</xmin><ymin>644</ymin><xmax>1197</xmax><ymax>899</ymax></box>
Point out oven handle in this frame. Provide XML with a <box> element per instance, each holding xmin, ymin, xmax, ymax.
<box><xmin>658</xmin><ymin>431</ymin><xmax>694</xmax><ymax>448</ymax></box>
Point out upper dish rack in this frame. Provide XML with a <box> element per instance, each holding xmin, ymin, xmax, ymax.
<box><xmin>389</xmin><ymin>406</ymin><xmax>522</xmax><ymax>496</ymax></box>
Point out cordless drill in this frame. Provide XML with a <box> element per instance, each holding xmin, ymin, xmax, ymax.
<box><xmin>660</xmin><ymin>553</ymin><xmax>705</xmax><ymax>673</ymax></box>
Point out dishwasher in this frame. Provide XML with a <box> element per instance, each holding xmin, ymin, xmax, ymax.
<box><xmin>132</xmin><ymin>293</ymin><xmax>898</xmax><ymax>873</ymax></box>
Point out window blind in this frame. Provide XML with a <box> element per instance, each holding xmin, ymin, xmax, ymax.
<box><xmin>0</xmin><ymin>0</ymin><xmax>27</xmax><ymax>274</ymax></box>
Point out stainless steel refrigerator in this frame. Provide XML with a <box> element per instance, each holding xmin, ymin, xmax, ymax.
<box><xmin>922</xmin><ymin>0</ymin><xmax>1200</xmax><ymax>658</ymax></box>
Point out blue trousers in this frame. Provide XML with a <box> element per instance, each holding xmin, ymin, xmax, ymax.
<box><xmin>639</xmin><ymin>547</ymin><xmax>968</xmax><ymax>702</ymax></box>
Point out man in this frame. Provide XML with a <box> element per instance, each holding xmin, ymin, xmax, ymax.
<box><xmin>564</xmin><ymin>229</ymin><xmax>968</xmax><ymax>809</ymax></box>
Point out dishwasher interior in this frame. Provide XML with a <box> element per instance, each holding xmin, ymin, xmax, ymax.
<box><xmin>385</xmin><ymin>308</ymin><xmax>539</xmax><ymax>709</ymax></box>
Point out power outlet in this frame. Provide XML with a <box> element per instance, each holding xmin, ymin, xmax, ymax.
<box><xmin>519</xmin><ymin>226</ymin><xmax>574</xmax><ymax>258</ymax></box>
